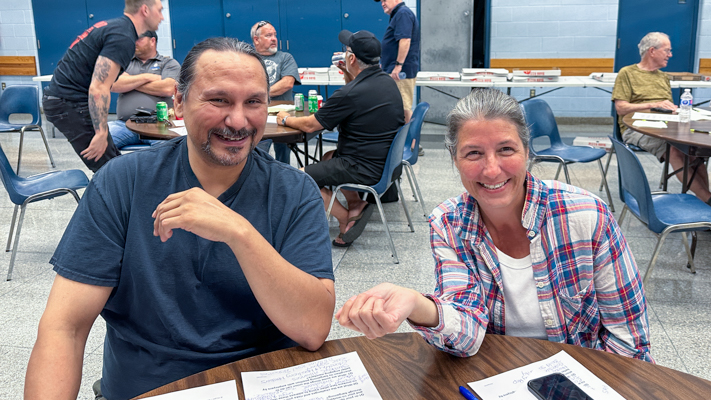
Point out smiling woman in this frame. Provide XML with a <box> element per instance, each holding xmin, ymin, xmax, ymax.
<box><xmin>335</xmin><ymin>89</ymin><xmax>654</xmax><ymax>364</ymax></box>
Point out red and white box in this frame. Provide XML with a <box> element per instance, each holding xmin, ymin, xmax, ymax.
<box><xmin>512</xmin><ymin>76</ymin><xmax>560</xmax><ymax>82</ymax></box>
<box><xmin>512</xmin><ymin>68</ymin><xmax>561</xmax><ymax>77</ymax></box>
<box><xmin>572</xmin><ymin>136</ymin><xmax>612</xmax><ymax>151</ymax></box>
<box><xmin>416</xmin><ymin>72</ymin><xmax>461</xmax><ymax>81</ymax></box>
<box><xmin>298</xmin><ymin>68</ymin><xmax>329</xmax><ymax>82</ymax></box>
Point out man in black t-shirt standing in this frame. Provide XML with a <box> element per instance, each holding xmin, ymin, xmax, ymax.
<box><xmin>43</xmin><ymin>0</ymin><xmax>164</xmax><ymax>172</ymax></box>
<box><xmin>276</xmin><ymin>30</ymin><xmax>404</xmax><ymax>247</ymax></box>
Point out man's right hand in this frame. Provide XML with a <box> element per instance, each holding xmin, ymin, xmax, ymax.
<box><xmin>80</xmin><ymin>132</ymin><xmax>109</xmax><ymax>162</ymax></box>
<box><xmin>654</xmin><ymin>100</ymin><xmax>678</xmax><ymax>111</ymax></box>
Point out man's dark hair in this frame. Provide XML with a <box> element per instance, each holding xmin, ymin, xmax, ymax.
<box><xmin>177</xmin><ymin>37</ymin><xmax>269</xmax><ymax>99</ymax></box>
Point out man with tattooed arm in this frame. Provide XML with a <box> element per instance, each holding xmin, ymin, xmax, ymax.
<box><xmin>42</xmin><ymin>0</ymin><xmax>164</xmax><ymax>172</ymax></box>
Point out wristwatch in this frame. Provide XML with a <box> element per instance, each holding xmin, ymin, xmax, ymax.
<box><xmin>394</xmin><ymin>61</ymin><xmax>403</xmax><ymax>66</ymax></box>
<box><xmin>281</xmin><ymin>116</ymin><xmax>288</xmax><ymax>126</ymax></box>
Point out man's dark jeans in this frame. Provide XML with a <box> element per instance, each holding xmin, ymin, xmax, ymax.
<box><xmin>43</xmin><ymin>95</ymin><xmax>120</xmax><ymax>172</ymax></box>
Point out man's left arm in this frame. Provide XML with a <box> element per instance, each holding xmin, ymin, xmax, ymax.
<box><xmin>152</xmin><ymin>188</ymin><xmax>335</xmax><ymax>350</ymax></box>
<box><xmin>127</xmin><ymin>58</ymin><xmax>180</xmax><ymax>97</ymax></box>
<box><xmin>390</xmin><ymin>39</ymin><xmax>411</xmax><ymax>81</ymax></box>
<box><xmin>275</xmin><ymin>111</ymin><xmax>324</xmax><ymax>133</ymax></box>
<box><xmin>269</xmin><ymin>76</ymin><xmax>296</xmax><ymax>97</ymax></box>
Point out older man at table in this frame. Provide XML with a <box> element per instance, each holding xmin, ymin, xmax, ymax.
<box><xmin>613</xmin><ymin>31</ymin><xmax>711</xmax><ymax>205</ymax></box>
<box><xmin>276</xmin><ymin>30</ymin><xmax>404</xmax><ymax>247</ymax></box>
<box><xmin>25</xmin><ymin>37</ymin><xmax>335</xmax><ymax>400</ymax></box>
<box><xmin>252</xmin><ymin>20</ymin><xmax>301</xmax><ymax>165</ymax></box>
<box><xmin>109</xmin><ymin>30</ymin><xmax>180</xmax><ymax>149</ymax></box>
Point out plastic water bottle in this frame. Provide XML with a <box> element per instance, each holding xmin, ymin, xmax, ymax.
<box><xmin>398</xmin><ymin>72</ymin><xmax>406</xmax><ymax>80</ymax></box>
<box><xmin>680</xmin><ymin>89</ymin><xmax>693</xmax><ymax>123</ymax></box>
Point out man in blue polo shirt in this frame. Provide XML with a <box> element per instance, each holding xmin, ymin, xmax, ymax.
<box><xmin>25</xmin><ymin>37</ymin><xmax>335</xmax><ymax>400</ymax></box>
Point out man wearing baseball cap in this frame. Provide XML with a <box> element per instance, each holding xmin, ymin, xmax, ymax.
<box><xmin>276</xmin><ymin>30</ymin><xmax>404</xmax><ymax>247</ymax></box>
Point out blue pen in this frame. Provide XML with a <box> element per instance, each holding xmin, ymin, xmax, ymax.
<box><xmin>459</xmin><ymin>385</ymin><xmax>480</xmax><ymax>400</ymax></box>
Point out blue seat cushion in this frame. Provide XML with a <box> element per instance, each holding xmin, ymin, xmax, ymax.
<box><xmin>535</xmin><ymin>145</ymin><xmax>607</xmax><ymax>163</ymax></box>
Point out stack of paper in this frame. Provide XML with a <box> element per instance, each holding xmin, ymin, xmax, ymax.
<box><xmin>512</xmin><ymin>68</ymin><xmax>560</xmax><ymax>82</ymax></box>
<box><xmin>590</xmin><ymin>72</ymin><xmax>617</xmax><ymax>82</ymax></box>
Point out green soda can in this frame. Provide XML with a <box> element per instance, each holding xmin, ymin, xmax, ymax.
<box><xmin>156</xmin><ymin>101</ymin><xmax>168</xmax><ymax>122</ymax></box>
<box><xmin>294</xmin><ymin>93</ymin><xmax>304</xmax><ymax>111</ymax></box>
<box><xmin>308</xmin><ymin>95</ymin><xmax>318</xmax><ymax>113</ymax></box>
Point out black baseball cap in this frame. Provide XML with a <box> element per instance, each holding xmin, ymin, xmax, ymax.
<box><xmin>338</xmin><ymin>30</ymin><xmax>381</xmax><ymax>64</ymax></box>
<box><xmin>139</xmin><ymin>30</ymin><xmax>157</xmax><ymax>39</ymax></box>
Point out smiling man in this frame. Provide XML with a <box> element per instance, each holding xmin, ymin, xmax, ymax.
<box><xmin>25</xmin><ymin>38</ymin><xmax>335</xmax><ymax>400</ymax></box>
<box><xmin>613</xmin><ymin>31</ymin><xmax>711</xmax><ymax>205</ymax></box>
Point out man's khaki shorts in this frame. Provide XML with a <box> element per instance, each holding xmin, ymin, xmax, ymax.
<box><xmin>395</xmin><ymin>78</ymin><xmax>416</xmax><ymax>111</ymax></box>
<box><xmin>622</xmin><ymin>127</ymin><xmax>668</xmax><ymax>161</ymax></box>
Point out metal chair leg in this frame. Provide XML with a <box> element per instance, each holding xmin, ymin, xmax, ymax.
<box><xmin>35</xmin><ymin>125</ymin><xmax>56</xmax><ymax>168</ymax></box>
<box><xmin>17</xmin><ymin>130</ymin><xmax>25</xmax><ymax>174</ymax></box>
<box><xmin>599</xmin><ymin>147</ymin><xmax>615</xmax><ymax>191</ymax></box>
<box><xmin>554</xmin><ymin>163</ymin><xmax>563</xmax><ymax>180</ymax></box>
<box><xmin>562</xmin><ymin>163</ymin><xmax>571</xmax><ymax>184</ymax></box>
<box><xmin>372</xmin><ymin>194</ymin><xmax>399</xmax><ymax>264</ymax></box>
<box><xmin>6</xmin><ymin>205</ymin><xmax>19</xmax><ymax>252</ymax></box>
<box><xmin>597</xmin><ymin>159</ymin><xmax>615</xmax><ymax>212</ymax></box>
<box><xmin>643</xmin><ymin>233</ymin><xmax>668</xmax><ymax>287</ymax></box>
<box><xmin>395</xmin><ymin>180</ymin><xmax>414</xmax><ymax>232</ymax></box>
<box><xmin>7</xmin><ymin>205</ymin><xmax>28</xmax><ymax>281</ymax></box>
<box><xmin>404</xmin><ymin>162</ymin><xmax>427</xmax><ymax>218</ymax></box>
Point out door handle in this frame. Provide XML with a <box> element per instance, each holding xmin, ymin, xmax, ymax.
<box><xmin>344</xmin><ymin>13</ymin><xmax>349</xmax><ymax>18</ymax></box>
<box><xmin>89</xmin><ymin>13</ymin><xmax>94</xmax><ymax>19</ymax></box>
<box><xmin>226</xmin><ymin>13</ymin><xmax>231</xmax><ymax>18</ymax></box>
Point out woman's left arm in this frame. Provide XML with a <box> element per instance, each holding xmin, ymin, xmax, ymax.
<box><xmin>593</xmin><ymin>210</ymin><xmax>654</xmax><ymax>363</ymax></box>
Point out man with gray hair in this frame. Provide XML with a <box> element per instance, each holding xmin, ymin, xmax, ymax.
<box><xmin>252</xmin><ymin>20</ymin><xmax>301</xmax><ymax>164</ymax></box>
<box><xmin>612</xmin><ymin>31</ymin><xmax>711</xmax><ymax>205</ymax></box>
<box><xmin>25</xmin><ymin>37</ymin><xmax>335</xmax><ymax>400</ymax></box>
<box><xmin>276</xmin><ymin>30</ymin><xmax>404</xmax><ymax>247</ymax></box>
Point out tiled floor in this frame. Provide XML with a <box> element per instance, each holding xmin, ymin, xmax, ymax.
<box><xmin>0</xmin><ymin>120</ymin><xmax>710</xmax><ymax>399</ymax></box>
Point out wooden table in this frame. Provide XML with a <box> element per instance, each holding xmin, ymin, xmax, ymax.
<box><xmin>135</xmin><ymin>332</ymin><xmax>711</xmax><ymax>399</ymax></box>
<box><xmin>622</xmin><ymin>111</ymin><xmax>711</xmax><ymax>193</ymax></box>
<box><xmin>125</xmin><ymin>102</ymin><xmax>323</xmax><ymax>167</ymax></box>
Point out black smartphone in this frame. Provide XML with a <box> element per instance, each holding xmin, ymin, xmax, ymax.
<box><xmin>527</xmin><ymin>373</ymin><xmax>593</xmax><ymax>400</ymax></box>
<box><xmin>650</xmin><ymin>107</ymin><xmax>673</xmax><ymax>114</ymax></box>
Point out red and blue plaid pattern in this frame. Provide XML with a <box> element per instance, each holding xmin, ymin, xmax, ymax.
<box><xmin>411</xmin><ymin>172</ymin><xmax>653</xmax><ymax>363</ymax></box>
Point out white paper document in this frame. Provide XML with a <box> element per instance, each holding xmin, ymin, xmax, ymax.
<box><xmin>267</xmin><ymin>115</ymin><xmax>278</xmax><ymax>124</ymax></box>
<box><xmin>169</xmin><ymin>127</ymin><xmax>188</xmax><ymax>136</ymax></box>
<box><xmin>268</xmin><ymin>104</ymin><xmax>295</xmax><ymax>113</ymax></box>
<box><xmin>632</xmin><ymin>120</ymin><xmax>668</xmax><ymax>129</ymax></box>
<box><xmin>171</xmin><ymin>119</ymin><xmax>185</xmax><ymax>127</ymax></box>
<box><xmin>468</xmin><ymin>350</ymin><xmax>625</xmax><ymax>400</ymax></box>
<box><xmin>631</xmin><ymin>112</ymin><xmax>679</xmax><ymax>122</ymax></box>
<box><xmin>242</xmin><ymin>352</ymin><xmax>382</xmax><ymax>400</ymax></box>
<box><xmin>143</xmin><ymin>380</ymin><xmax>238</xmax><ymax>400</ymax></box>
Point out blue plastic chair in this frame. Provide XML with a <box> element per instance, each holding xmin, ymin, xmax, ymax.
<box><xmin>521</xmin><ymin>98</ymin><xmax>614</xmax><ymax>211</ymax></box>
<box><xmin>0</xmin><ymin>85</ymin><xmax>56</xmax><ymax>174</ymax></box>
<box><xmin>401</xmin><ymin>102</ymin><xmax>430</xmax><ymax>217</ymax></box>
<box><xmin>0</xmin><ymin>144</ymin><xmax>88</xmax><ymax>280</ymax></box>
<box><xmin>120</xmin><ymin>144</ymin><xmax>151</xmax><ymax>152</ymax></box>
<box><xmin>321</xmin><ymin>130</ymin><xmax>339</xmax><ymax>143</ymax></box>
<box><xmin>611</xmin><ymin>137</ymin><xmax>711</xmax><ymax>286</ymax></box>
<box><xmin>326</xmin><ymin>123</ymin><xmax>414</xmax><ymax>263</ymax></box>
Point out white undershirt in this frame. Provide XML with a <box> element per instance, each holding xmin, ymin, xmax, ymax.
<box><xmin>496</xmin><ymin>248</ymin><xmax>548</xmax><ymax>340</ymax></box>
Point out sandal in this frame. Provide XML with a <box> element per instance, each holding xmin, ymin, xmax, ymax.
<box><xmin>332</xmin><ymin>233</ymin><xmax>352</xmax><ymax>247</ymax></box>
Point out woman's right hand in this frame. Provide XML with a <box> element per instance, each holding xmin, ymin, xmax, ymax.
<box><xmin>336</xmin><ymin>283</ymin><xmax>438</xmax><ymax>339</ymax></box>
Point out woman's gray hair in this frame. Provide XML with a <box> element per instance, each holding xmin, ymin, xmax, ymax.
<box><xmin>444</xmin><ymin>88</ymin><xmax>529</xmax><ymax>157</ymax></box>
<box><xmin>638</xmin><ymin>32</ymin><xmax>669</xmax><ymax>59</ymax></box>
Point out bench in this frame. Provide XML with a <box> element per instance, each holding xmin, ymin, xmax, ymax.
<box><xmin>0</xmin><ymin>56</ymin><xmax>37</xmax><ymax>76</ymax></box>
<box><xmin>490</xmin><ymin>58</ymin><xmax>614</xmax><ymax>77</ymax></box>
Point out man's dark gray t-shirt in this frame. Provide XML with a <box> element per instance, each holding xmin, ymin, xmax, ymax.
<box><xmin>116</xmin><ymin>53</ymin><xmax>181</xmax><ymax>121</ymax></box>
<box><xmin>262</xmin><ymin>51</ymin><xmax>301</xmax><ymax>101</ymax></box>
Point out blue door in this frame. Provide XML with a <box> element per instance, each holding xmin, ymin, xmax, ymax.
<box><xmin>282</xmin><ymin>0</ymin><xmax>342</xmax><ymax>68</ymax></box>
<box><xmin>341</xmin><ymin>0</ymin><xmax>389</xmax><ymax>39</ymax></box>
<box><xmin>169</xmin><ymin>0</ymin><xmax>225</xmax><ymax>63</ymax></box>
<box><xmin>223</xmin><ymin>0</ymin><xmax>281</xmax><ymax>42</ymax></box>
<box><xmin>614</xmin><ymin>0</ymin><xmax>700</xmax><ymax>74</ymax></box>
<box><xmin>32</xmin><ymin>0</ymin><xmax>89</xmax><ymax>75</ymax></box>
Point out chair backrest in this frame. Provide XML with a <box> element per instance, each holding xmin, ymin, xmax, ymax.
<box><xmin>403</xmin><ymin>102</ymin><xmax>430</xmax><ymax>165</ymax></box>
<box><xmin>610</xmin><ymin>137</ymin><xmax>661</xmax><ymax>230</ymax></box>
<box><xmin>0</xmin><ymin>85</ymin><xmax>41</xmax><ymax>125</ymax></box>
<box><xmin>0</xmin><ymin>144</ymin><xmax>25</xmax><ymax>205</ymax></box>
<box><xmin>520</xmin><ymin>98</ymin><xmax>565</xmax><ymax>153</ymax></box>
<box><xmin>372</xmin><ymin>122</ymin><xmax>411</xmax><ymax>195</ymax></box>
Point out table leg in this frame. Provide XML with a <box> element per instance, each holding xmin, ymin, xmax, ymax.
<box><xmin>682</xmin><ymin>154</ymin><xmax>690</xmax><ymax>193</ymax></box>
<box><xmin>303</xmin><ymin>134</ymin><xmax>309</xmax><ymax>166</ymax></box>
<box><xmin>663</xmin><ymin>143</ymin><xmax>671</xmax><ymax>192</ymax></box>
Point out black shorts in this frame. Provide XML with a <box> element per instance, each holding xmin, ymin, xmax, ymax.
<box><xmin>304</xmin><ymin>156</ymin><xmax>380</xmax><ymax>188</ymax></box>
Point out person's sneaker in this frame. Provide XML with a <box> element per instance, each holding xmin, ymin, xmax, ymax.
<box><xmin>418</xmin><ymin>145</ymin><xmax>425</xmax><ymax>156</ymax></box>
